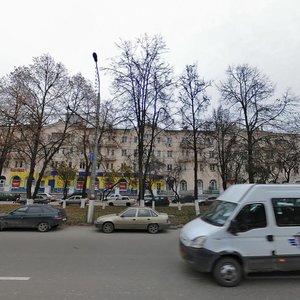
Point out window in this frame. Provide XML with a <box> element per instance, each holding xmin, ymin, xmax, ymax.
<box><xmin>111</xmin><ymin>149</ymin><xmax>115</xmax><ymax>156</ymax></box>
<box><xmin>121</xmin><ymin>149</ymin><xmax>127</xmax><ymax>156</ymax></box>
<box><xmin>197</xmin><ymin>180</ymin><xmax>203</xmax><ymax>190</ymax></box>
<box><xmin>69</xmin><ymin>162</ymin><xmax>72</xmax><ymax>167</ymax></box>
<box><xmin>167</xmin><ymin>164</ymin><xmax>172</xmax><ymax>171</ymax></box>
<box><xmin>144</xmin><ymin>134</ymin><xmax>151</xmax><ymax>140</ymax></box>
<box><xmin>272</xmin><ymin>198</ymin><xmax>300</xmax><ymax>226</ymax></box>
<box><xmin>167</xmin><ymin>150</ymin><xmax>173</xmax><ymax>158</ymax></box>
<box><xmin>80</xmin><ymin>162</ymin><xmax>85</xmax><ymax>169</ymax></box>
<box><xmin>138</xmin><ymin>209</ymin><xmax>151</xmax><ymax>217</ymax></box>
<box><xmin>157</xmin><ymin>150</ymin><xmax>161</xmax><ymax>157</ymax></box>
<box><xmin>210</xmin><ymin>164</ymin><xmax>216</xmax><ymax>171</ymax></box>
<box><xmin>180</xmin><ymin>180</ymin><xmax>187</xmax><ymax>191</ymax></box>
<box><xmin>0</xmin><ymin>176</ymin><xmax>5</xmax><ymax>188</ymax></box>
<box><xmin>150</xmin><ymin>210</ymin><xmax>158</xmax><ymax>217</ymax></box>
<box><xmin>121</xmin><ymin>136</ymin><xmax>127</xmax><ymax>143</ymax></box>
<box><xmin>15</xmin><ymin>161</ymin><xmax>23</xmax><ymax>168</ymax></box>
<box><xmin>13</xmin><ymin>207</ymin><xmax>28</xmax><ymax>215</ymax></box>
<box><xmin>28</xmin><ymin>207</ymin><xmax>43</xmax><ymax>214</ymax></box>
<box><xmin>167</xmin><ymin>137</ymin><xmax>172</xmax><ymax>144</ymax></box>
<box><xmin>157</xmin><ymin>183</ymin><xmax>161</xmax><ymax>191</ymax></box>
<box><xmin>12</xmin><ymin>176</ymin><xmax>21</xmax><ymax>188</ymax></box>
<box><xmin>134</xmin><ymin>136</ymin><xmax>138</xmax><ymax>143</ymax></box>
<box><xmin>209</xmin><ymin>151</ymin><xmax>214</xmax><ymax>158</ymax></box>
<box><xmin>76</xmin><ymin>178</ymin><xmax>84</xmax><ymax>189</ymax></box>
<box><xmin>121</xmin><ymin>209</ymin><xmax>137</xmax><ymax>218</ymax></box>
<box><xmin>209</xmin><ymin>179</ymin><xmax>217</xmax><ymax>191</ymax></box>
<box><xmin>234</xmin><ymin>203</ymin><xmax>267</xmax><ymax>231</ymax></box>
<box><xmin>156</xmin><ymin>137</ymin><xmax>161</xmax><ymax>143</ymax></box>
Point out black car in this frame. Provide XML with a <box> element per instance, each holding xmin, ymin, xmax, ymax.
<box><xmin>144</xmin><ymin>196</ymin><xmax>170</xmax><ymax>207</ymax></box>
<box><xmin>172</xmin><ymin>195</ymin><xmax>195</xmax><ymax>204</ymax></box>
<box><xmin>0</xmin><ymin>204</ymin><xmax>67</xmax><ymax>232</ymax></box>
<box><xmin>0</xmin><ymin>192</ymin><xmax>20</xmax><ymax>202</ymax></box>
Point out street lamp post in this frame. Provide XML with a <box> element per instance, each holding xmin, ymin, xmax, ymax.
<box><xmin>87</xmin><ymin>52</ymin><xmax>101</xmax><ymax>224</ymax></box>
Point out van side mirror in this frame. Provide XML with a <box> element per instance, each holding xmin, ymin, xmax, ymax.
<box><xmin>228</xmin><ymin>220</ymin><xmax>239</xmax><ymax>235</ymax></box>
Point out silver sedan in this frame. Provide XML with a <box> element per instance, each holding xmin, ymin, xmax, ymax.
<box><xmin>94</xmin><ymin>207</ymin><xmax>170</xmax><ymax>234</ymax></box>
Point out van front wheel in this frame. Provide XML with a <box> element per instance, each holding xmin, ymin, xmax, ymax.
<box><xmin>213</xmin><ymin>257</ymin><xmax>242</xmax><ymax>287</ymax></box>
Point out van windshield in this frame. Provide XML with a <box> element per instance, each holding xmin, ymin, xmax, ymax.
<box><xmin>201</xmin><ymin>200</ymin><xmax>237</xmax><ymax>226</ymax></box>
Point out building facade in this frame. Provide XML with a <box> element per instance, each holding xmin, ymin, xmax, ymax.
<box><xmin>0</xmin><ymin>123</ymin><xmax>223</xmax><ymax>197</ymax></box>
<box><xmin>1</xmin><ymin>123</ymin><xmax>299</xmax><ymax>196</ymax></box>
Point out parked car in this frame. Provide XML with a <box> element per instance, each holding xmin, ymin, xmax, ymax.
<box><xmin>33</xmin><ymin>195</ymin><xmax>51</xmax><ymax>204</ymax></box>
<box><xmin>37</xmin><ymin>193</ymin><xmax>56</xmax><ymax>202</ymax></box>
<box><xmin>95</xmin><ymin>207</ymin><xmax>170</xmax><ymax>234</ymax></box>
<box><xmin>66</xmin><ymin>192</ymin><xmax>87</xmax><ymax>199</ymax></box>
<box><xmin>172</xmin><ymin>195</ymin><xmax>216</xmax><ymax>205</ymax></box>
<box><xmin>172</xmin><ymin>195</ymin><xmax>194</xmax><ymax>204</ymax></box>
<box><xmin>144</xmin><ymin>195</ymin><xmax>170</xmax><ymax>207</ymax></box>
<box><xmin>0</xmin><ymin>192</ymin><xmax>20</xmax><ymax>202</ymax></box>
<box><xmin>106</xmin><ymin>196</ymin><xmax>137</xmax><ymax>207</ymax></box>
<box><xmin>0</xmin><ymin>204</ymin><xmax>67</xmax><ymax>232</ymax></box>
<box><xmin>16</xmin><ymin>195</ymin><xmax>51</xmax><ymax>205</ymax></box>
<box><xmin>59</xmin><ymin>195</ymin><xmax>88</xmax><ymax>206</ymax></box>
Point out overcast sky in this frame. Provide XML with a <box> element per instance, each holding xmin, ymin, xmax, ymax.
<box><xmin>1</xmin><ymin>0</ymin><xmax>300</xmax><ymax>106</ymax></box>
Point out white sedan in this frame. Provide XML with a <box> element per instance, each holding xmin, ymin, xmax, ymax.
<box><xmin>94</xmin><ymin>207</ymin><xmax>170</xmax><ymax>234</ymax></box>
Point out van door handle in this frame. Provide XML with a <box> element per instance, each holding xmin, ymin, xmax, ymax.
<box><xmin>266</xmin><ymin>235</ymin><xmax>274</xmax><ymax>242</ymax></box>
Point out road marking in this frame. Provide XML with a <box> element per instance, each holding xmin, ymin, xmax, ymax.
<box><xmin>0</xmin><ymin>277</ymin><xmax>30</xmax><ymax>281</ymax></box>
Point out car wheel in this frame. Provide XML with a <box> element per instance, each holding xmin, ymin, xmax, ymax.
<box><xmin>102</xmin><ymin>222</ymin><xmax>114</xmax><ymax>233</ymax></box>
<box><xmin>37</xmin><ymin>222</ymin><xmax>50</xmax><ymax>232</ymax></box>
<box><xmin>213</xmin><ymin>257</ymin><xmax>242</xmax><ymax>287</ymax></box>
<box><xmin>126</xmin><ymin>203</ymin><xmax>131</xmax><ymax>206</ymax></box>
<box><xmin>147</xmin><ymin>223</ymin><xmax>159</xmax><ymax>234</ymax></box>
<box><xmin>108</xmin><ymin>202</ymin><xmax>114</xmax><ymax>206</ymax></box>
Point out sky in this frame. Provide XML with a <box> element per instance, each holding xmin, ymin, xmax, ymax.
<box><xmin>1</xmin><ymin>0</ymin><xmax>300</xmax><ymax>107</ymax></box>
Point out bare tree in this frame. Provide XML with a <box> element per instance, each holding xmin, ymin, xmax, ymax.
<box><xmin>0</xmin><ymin>72</ymin><xmax>28</xmax><ymax>175</ymax></box>
<box><xmin>219</xmin><ymin>64</ymin><xmax>294</xmax><ymax>183</ymax></box>
<box><xmin>69</xmin><ymin>98</ymin><xmax>117</xmax><ymax>198</ymax></box>
<box><xmin>178</xmin><ymin>64</ymin><xmax>211</xmax><ymax>199</ymax></box>
<box><xmin>10</xmin><ymin>54</ymin><xmax>90</xmax><ymax>199</ymax></box>
<box><xmin>269</xmin><ymin>134</ymin><xmax>300</xmax><ymax>183</ymax></box>
<box><xmin>211</xmin><ymin>106</ymin><xmax>238</xmax><ymax>190</ymax></box>
<box><xmin>165</xmin><ymin>159</ymin><xmax>184</xmax><ymax>201</ymax></box>
<box><xmin>109</xmin><ymin>35</ymin><xmax>174</xmax><ymax>201</ymax></box>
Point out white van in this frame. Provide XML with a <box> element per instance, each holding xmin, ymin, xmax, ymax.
<box><xmin>179</xmin><ymin>184</ymin><xmax>300</xmax><ymax>286</ymax></box>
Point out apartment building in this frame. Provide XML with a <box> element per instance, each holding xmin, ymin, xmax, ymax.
<box><xmin>0</xmin><ymin>122</ymin><xmax>222</xmax><ymax>196</ymax></box>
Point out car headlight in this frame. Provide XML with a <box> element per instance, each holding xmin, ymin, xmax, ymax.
<box><xmin>190</xmin><ymin>236</ymin><xmax>206</xmax><ymax>248</ymax></box>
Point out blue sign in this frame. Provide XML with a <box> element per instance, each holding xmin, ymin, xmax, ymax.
<box><xmin>89</xmin><ymin>152</ymin><xmax>94</xmax><ymax>162</ymax></box>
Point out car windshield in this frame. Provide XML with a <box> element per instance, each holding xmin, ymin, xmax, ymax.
<box><xmin>200</xmin><ymin>200</ymin><xmax>237</xmax><ymax>227</ymax></box>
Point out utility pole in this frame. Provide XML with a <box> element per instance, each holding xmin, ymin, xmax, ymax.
<box><xmin>87</xmin><ymin>52</ymin><xmax>100</xmax><ymax>224</ymax></box>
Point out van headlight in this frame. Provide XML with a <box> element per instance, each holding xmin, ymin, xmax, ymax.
<box><xmin>190</xmin><ymin>236</ymin><xmax>206</xmax><ymax>248</ymax></box>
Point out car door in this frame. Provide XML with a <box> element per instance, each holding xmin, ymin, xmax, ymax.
<box><xmin>2</xmin><ymin>207</ymin><xmax>29</xmax><ymax>228</ymax></box>
<box><xmin>115</xmin><ymin>208</ymin><xmax>137</xmax><ymax>229</ymax></box>
<box><xmin>136</xmin><ymin>208</ymin><xmax>153</xmax><ymax>229</ymax></box>
<box><xmin>226</xmin><ymin>202</ymin><xmax>276</xmax><ymax>272</ymax></box>
<box><xmin>22</xmin><ymin>206</ymin><xmax>44</xmax><ymax>228</ymax></box>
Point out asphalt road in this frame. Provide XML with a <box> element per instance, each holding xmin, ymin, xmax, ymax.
<box><xmin>1</xmin><ymin>226</ymin><xmax>300</xmax><ymax>300</ymax></box>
